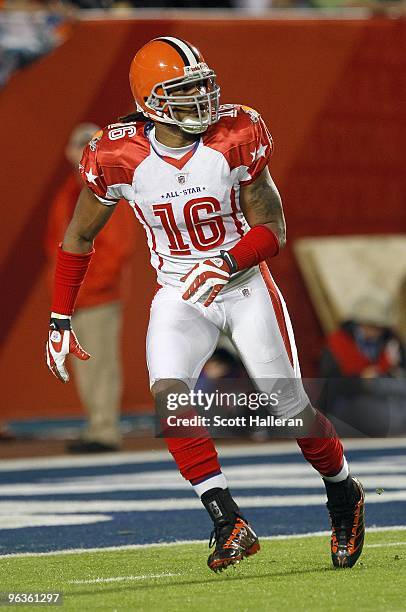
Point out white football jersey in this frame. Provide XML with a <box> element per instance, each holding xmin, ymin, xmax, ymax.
<box><xmin>80</xmin><ymin>104</ymin><xmax>273</xmax><ymax>288</ymax></box>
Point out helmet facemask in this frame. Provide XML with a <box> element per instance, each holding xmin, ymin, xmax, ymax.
<box><xmin>146</xmin><ymin>63</ymin><xmax>220</xmax><ymax>134</ymax></box>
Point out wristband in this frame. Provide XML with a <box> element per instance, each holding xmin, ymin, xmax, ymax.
<box><xmin>50</xmin><ymin>317</ymin><xmax>71</xmax><ymax>331</ymax></box>
<box><xmin>223</xmin><ymin>225</ymin><xmax>279</xmax><ymax>273</ymax></box>
<box><xmin>51</xmin><ymin>245</ymin><xmax>94</xmax><ymax>316</ymax></box>
<box><xmin>219</xmin><ymin>251</ymin><xmax>238</xmax><ymax>274</ymax></box>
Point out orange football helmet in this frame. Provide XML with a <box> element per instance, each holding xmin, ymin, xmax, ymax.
<box><xmin>129</xmin><ymin>37</ymin><xmax>220</xmax><ymax>134</ymax></box>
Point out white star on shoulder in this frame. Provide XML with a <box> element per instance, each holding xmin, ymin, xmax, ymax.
<box><xmin>250</xmin><ymin>144</ymin><xmax>268</xmax><ymax>164</ymax></box>
<box><xmin>256</xmin><ymin>143</ymin><xmax>268</xmax><ymax>159</ymax></box>
<box><xmin>85</xmin><ymin>168</ymin><xmax>98</xmax><ymax>185</ymax></box>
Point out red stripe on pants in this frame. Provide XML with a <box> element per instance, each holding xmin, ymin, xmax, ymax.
<box><xmin>259</xmin><ymin>263</ymin><xmax>344</xmax><ymax>477</ymax></box>
<box><xmin>259</xmin><ymin>261</ymin><xmax>293</xmax><ymax>365</ymax></box>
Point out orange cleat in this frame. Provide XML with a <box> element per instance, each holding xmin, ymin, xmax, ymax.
<box><xmin>208</xmin><ymin>516</ymin><xmax>260</xmax><ymax>573</ymax></box>
<box><xmin>201</xmin><ymin>487</ymin><xmax>260</xmax><ymax>573</ymax></box>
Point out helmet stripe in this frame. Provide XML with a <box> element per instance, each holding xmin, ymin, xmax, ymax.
<box><xmin>156</xmin><ymin>37</ymin><xmax>199</xmax><ymax>67</ymax></box>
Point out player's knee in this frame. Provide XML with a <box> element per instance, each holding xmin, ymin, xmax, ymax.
<box><xmin>152</xmin><ymin>378</ymin><xmax>190</xmax><ymax>418</ymax></box>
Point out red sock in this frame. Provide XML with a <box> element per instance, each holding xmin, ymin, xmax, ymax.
<box><xmin>296</xmin><ymin>411</ymin><xmax>344</xmax><ymax>477</ymax></box>
<box><xmin>165</xmin><ymin>437</ymin><xmax>221</xmax><ymax>483</ymax></box>
<box><xmin>160</xmin><ymin>408</ymin><xmax>221</xmax><ymax>482</ymax></box>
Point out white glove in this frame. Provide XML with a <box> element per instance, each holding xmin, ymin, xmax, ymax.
<box><xmin>181</xmin><ymin>257</ymin><xmax>231</xmax><ymax>307</ymax></box>
<box><xmin>45</xmin><ymin>317</ymin><xmax>90</xmax><ymax>383</ymax></box>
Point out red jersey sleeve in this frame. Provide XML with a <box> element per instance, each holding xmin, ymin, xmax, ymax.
<box><xmin>206</xmin><ymin>105</ymin><xmax>274</xmax><ymax>185</ymax></box>
<box><xmin>79</xmin><ymin>131</ymin><xmax>120</xmax><ymax>205</ymax></box>
<box><xmin>236</xmin><ymin>106</ymin><xmax>273</xmax><ymax>185</ymax></box>
<box><xmin>79</xmin><ymin>124</ymin><xmax>147</xmax><ymax>205</ymax></box>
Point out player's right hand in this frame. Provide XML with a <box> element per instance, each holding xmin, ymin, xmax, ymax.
<box><xmin>181</xmin><ymin>257</ymin><xmax>231</xmax><ymax>307</ymax></box>
<box><xmin>45</xmin><ymin>317</ymin><xmax>90</xmax><ymax>383</ymax></box>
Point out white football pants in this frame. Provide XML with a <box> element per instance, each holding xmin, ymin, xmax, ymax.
<box><xmin>147</xmin><ymin>264</ymin><xmax>309</xmax><ymax>419</ymax></box>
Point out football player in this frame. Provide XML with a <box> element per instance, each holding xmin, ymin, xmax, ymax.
<box><xmin>45</xmin><ymin>37</ymin><xmax>365</xmax><ymax>572</ymax></box>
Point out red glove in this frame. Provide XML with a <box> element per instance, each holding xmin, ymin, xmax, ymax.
<box><xmin>45</xmin><ymin>317</ymin><xmax>90</xmax><ymax>383</ymax></box>
<box><xmin>181</xmin><ymin>258</ymin><xmax>231</xmax><ymax>307</ymax></box>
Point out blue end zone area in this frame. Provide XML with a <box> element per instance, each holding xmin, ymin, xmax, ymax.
<box><xmin>1</xmin><ymin>440</ymin><xmax>405</xmax><ymax>556</ymax></box>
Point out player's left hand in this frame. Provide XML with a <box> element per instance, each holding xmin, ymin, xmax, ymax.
<box><xmin>181</xmin><ymin>258</ymin><xmax>231</xmax><ymax>307</ymax></box>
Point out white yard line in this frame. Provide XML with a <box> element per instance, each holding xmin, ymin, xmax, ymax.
<box><xmin>67</xmin><ymin>541</ymin><xmax>406</xmax><ymax>584</ymax></box>
<box><xmin>1</xmin><ymin>460</ymin><xmax>405</xmax><ymax>496</ymax></box>
<box><xmin>69</xmin><ymin>572</ymin><xmax>181</xmax><ymax>585</ymax></box>
<box><xmin>1</xmin><ymin>438</ymin><xmax>405</xmax><ymax>471</ymax></box>
<box><xmin>1</xmin><ymin>489</ymin><xmax>406</xmax><ymax>515</ymax></box>
<box><xmin>0</xmin><ymin>515</ymin><xmax>111</xmax><ymax>529</ymax></box>
<box><xmin>365</xmin><ymin>541</ymin><xmax>406</xmax><ymax>549</ymax></box>
<box><xmin>1</xmin><ymin>525</ymin><xmax>405</xmax><ymax>559</ymax></box>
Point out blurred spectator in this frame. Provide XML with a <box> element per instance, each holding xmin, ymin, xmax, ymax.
<box><xmin>319</xmin><ymin>292</ymin><xmax>406</xmax><ymax>436</ymax></box>
<box><xmin>44</xmin><ymin>123</ymin><xmax>135</xmax><ymax>453</ymax></box>
<box><xmin>0</xmin><ymin>0</ymin><xmax>72</xmax><ymax>87</ymax></box>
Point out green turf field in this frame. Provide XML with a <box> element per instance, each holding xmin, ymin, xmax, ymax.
<box><xmin>1</xmin><ymin>530</ymin><xmax>405</xmax><ymax>611</ymax></box>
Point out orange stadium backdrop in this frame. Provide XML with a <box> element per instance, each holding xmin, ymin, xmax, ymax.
<box><xmin>0</xmin><ymin>17</ymin><xmax>405</xmax><ymax>420</ymax></box>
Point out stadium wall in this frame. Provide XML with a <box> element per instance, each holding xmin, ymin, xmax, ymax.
<box><xmin>0</xmin><ymin>17</ymin><xmax>404</xmax><ymax>419</ymax></box>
